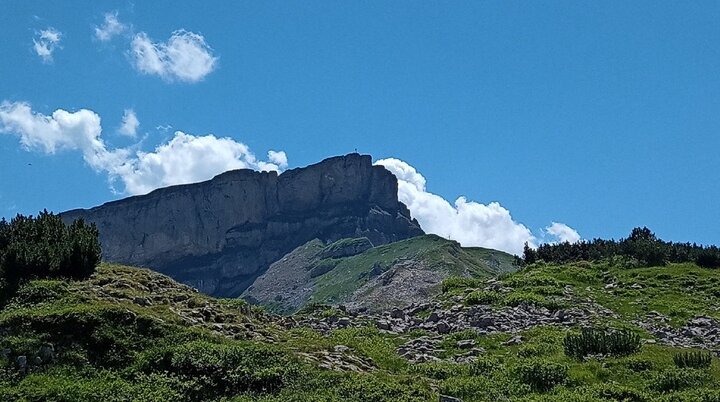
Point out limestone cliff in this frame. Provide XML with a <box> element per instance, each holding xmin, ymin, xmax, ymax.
<box><xmin>60</xmin><ymin>154</ymin><xmax>423</xmax><ymax>296</ymax></box>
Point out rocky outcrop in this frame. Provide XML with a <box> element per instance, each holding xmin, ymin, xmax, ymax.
<box><xmin>60</xmin><ymin>154</ymin><xmax>423</xmax><ymax>296</ymax></box>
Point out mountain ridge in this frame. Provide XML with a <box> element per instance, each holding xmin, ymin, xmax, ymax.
<box><xmin>60</xmin><ymin>153</ymin><xmax>424</xmax><ymax>297</ymax></box>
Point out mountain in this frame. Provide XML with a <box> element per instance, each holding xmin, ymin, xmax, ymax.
<box><xmin>60</xmin><ymin>154</ymin><xmax>423</xmax><ymax>297</ymax></box>
<box><xmin>244</xmin><ymin>234</ymin><xmax>518</xmax><ymax>314</ymax></box>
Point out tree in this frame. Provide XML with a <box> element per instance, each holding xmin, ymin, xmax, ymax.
<box><xmin>523</xmin><ymin>242</ymin><xmax>537</xmax><ymax>264</ymax></box>
<box><xmin>0</xmin><ymin>211</ymin><xmax>101</xmax><ymax>298</ymax></box>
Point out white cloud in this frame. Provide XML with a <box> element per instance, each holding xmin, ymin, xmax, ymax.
<box><xmin>0</xmin><ymin>101</ymin><xmax>110</xmax><ymax>168</ymax></box>
<box><xmin>545</xmin><ymin>222</ymin><xmax>581</xmax><ymax>244</ymax></box>
<box><xmin>267</xmin><ymin>150</ymin><xmax>288</xmax><ymax>169</ymax></box>
<box><xmin>94</xmin><ymin>12</ymin><xmax>127</xmax><ymax>41</ymax></box>
<box><xmin>130</xmin><ymin>30</ymin><xmax>217</xmax><ymax>83</ymax></box>
<box><xmin>376</xmin><ymin>158</ymin><xmax>536</xmax><ymax>255</ymax></box>
<box><xmin>0</xmin><ymin>101</ymin><xmax>286</xmax><ymax>196</ymax></box>
<box><xmin>118</xmin><ymin>109</ymin><xmax>139</xmax><ymax>137</ymax></box>
<box><xmin>376</xmin><ymin>158</ymin><xmax>580</xmax><ymax>255</ymax></box>
<box><xmin>111</xmin><ymin>131</ymin><xmax>285</xmax><ymax>194</ymax></box>
<box><xmin>33</xmin><ymin>28</ymin><xmax>62</xmax><ymax>63</ymax></box>
<box><xmin>0</xmin><ymin>101</ymin><xmax>579</xmax><ymax>253</ymax></box>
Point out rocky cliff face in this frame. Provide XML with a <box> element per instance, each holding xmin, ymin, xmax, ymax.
<box><xmin>60</xmin><ymin>154</ymin><xmax>423</xmax><ymax>296</ymax></box>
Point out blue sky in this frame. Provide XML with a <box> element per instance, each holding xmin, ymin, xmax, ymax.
<box><xmin>1</xmin><ymin>1</ymin><xmax>719</xmax><ymax>254</ymax></box>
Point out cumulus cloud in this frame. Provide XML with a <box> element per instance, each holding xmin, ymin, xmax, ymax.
<box><xmin>111</xmin><ymin>132</ymin><xmax>285</xmax><ymax>194</ymax></box>
<box><xmin>33</xmin><ymin>28</ymin><xmax>62</xmax><ymax>63</ymax></box>
<box><xmin>94</xmin><ymin>11</ymin><xmax>127</xmax><ymax>41</ymax></box>
<box><xmin>376</xmin><ymin>158</ymin><xmax>536</xmax><ymax>255</ymax></box>
<box><xmin>0</xmin><ymin>101</ymin><xmax>112</xmax><ymax>169</ymax></box>
<box><xmin>0</xmin><ymin>101</ymin><xmax>286</xmax><ymax>196</ymax></box>
<box><xmin>545</xmin><ymin>222</ymin><xmax>581</xmax><ymax>244</ymax></box>
<box><xmin>118</xmin><ymin>109</ymin><xmax>139</xmax><ymax>137</ymax></box>
<box><xmin>376</xmin><ymin>158</ymin><xmax>581</xmax><ymax>255</ymax></box>
<box><xmin>267</xmin><ymin>150</ymin><xmax>288</xmax><ymax>169</ymax></box>
<box><xmin>130</xmin><ymin>30</ymin><xmax>217</xmax><ymax>82</ymax></box>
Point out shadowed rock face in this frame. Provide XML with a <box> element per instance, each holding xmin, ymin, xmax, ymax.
<box><xmin>60</xmin><ymin>154</ymin><xmax>423</xmax><ymax>296</ymax></box>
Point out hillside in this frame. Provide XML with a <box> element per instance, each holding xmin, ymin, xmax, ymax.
<box><xmin>244</xmin><ymin>235</ymin><xmax>518</xmax><ymax>314</ymax></box>
<box><xmin>2</xmin><ymin>259</ymin><xmax>720</xmax><ymax>401</ymax></box>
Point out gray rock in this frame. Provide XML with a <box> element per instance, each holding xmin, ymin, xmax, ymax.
<box><xmin>376</xmin><ymin>319</ymin><xmax>391</xmax><ymax>330</ymax></box>
<box><xmin>390</xmin><ymin>308</ymin><xmax>406</xmax><ymax>319</ymax></box>
<box><xmin>37</xmin><ymin>343</ymin><xmax>54</xmax><ymax>363</ymax></box>
<box><xmin>502</xmin><ymin>336</ymin><xmax>523</xmax><ymax>346</ymax></box>
<box><xmin>471</xmin><ymin>317</ymin><xmax>494</xmax><ymax>328</ymax></box>
<box><xmin>436</xmin><ymin>321</ymin><xmax>451</xmax><ymax>334</ymax></box>
<box><xmin>16</xmin><ymin>356</ymin><xmax>27</xmax><ymax>373</ymax></box>
<box><xmin>426</xmin><ymin>312</ymin><xmax>440</xmax><ymax>323</ymax></box>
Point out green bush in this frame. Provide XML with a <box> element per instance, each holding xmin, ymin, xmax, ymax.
<box><xmin>651</xmin><ymin>368</ymin><xmax>708</xmax><ymax>392</ymax></box>
<box><xmin>465</xmin><ymin>290</ymin><xmax>500</xmax><ymax>305</ymax></box>
<box><xmin>441</xmin><ymin>277</ymin><xmax>484</xmax><ymax>293</ymax></box>
<box><xmin>563</xmin><ymin>328</ymin><xmax>641</xmax><ymax>359</ymax></box>
<box><xmin>587</xmin><ymin>383</ymin><xmax>649</xmax><ymax>402</ymax></box>
<box><xmin>673</xmin><ymin>350</ymin><xmax>713</xmax><ymax>369</ymax></box>
<box><xmin>468</xmin><ymin>356</ymin><xmax>501</xmax><ymax>376</ymax></box>
<box><xmin>513</xmin><ymin>358</ymin><xmax>568</xmax><ymax>392</ymax></box>
<box><xmin>138</xmin><ymin>340</ymin><xmax>302</xmax><ymax>399</ymax></box>
<box><xmin>0</xmin><ymin>211</ymin><xmax>100</xmax><ymax>299</ymax></box>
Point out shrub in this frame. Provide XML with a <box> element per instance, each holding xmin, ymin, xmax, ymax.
<box><xmin>673</xmin><ymin>350</ymin><xmax>713</xmax><ymax>369</ymax></box>
<box><xmin>139</xmin><ymin>340</ymin><xmax>302</xmax><ymax>399</ymax></box>
<box><xmin>0</xmin><ymin>211</ymin><xmax>100</xmax><ymax>297</ymax></box>
<box><xmin>526</xmin><ymin>226</ymin><xmax>720</xmax><ymax>269</ymax></box>
<box><xmin>468</xmin><ymin>356</ymin><xmax>501</xmax><ymax>376</ymax></box>
<box><xmin>517</xmin><ymin>345</ymin><xmax>542</xmax><ymax>358</ymax></box>
<box><xmin>465</xmin><ymin>290</ymin><xmax>499</xmax><ymax>306</ymax></box>
<box><xmin>513</xmin><ymin>358</ymin><xmax>568</xmax><ymax>392</ymax></box>
<box><xmin>651</xmin><ymin>368</ymin><xmax>707</xmax><ymax>393</ymax></box>
<box><xmin>696</xmin><ymin>248</ymin><xmax>720</xmax><ymax>268</ymax></box>
<box><xmin>563</xmin><ymin>328</ymin><xmax>641</xmax><ymax>359</ymax></box>
<box><xmin>587</xmin><ymin>383</ymin><xmax>649</xmax><ymax>402</ymax></box>
<box><xmin>441</xmin><ymin>277</ymin><xmax>484</xmax><ymax>293</ymax></box>
<box><xmin>504</xmin><ymin>292</ymin><xmax>546</xmax><ymax>307</ymax></box>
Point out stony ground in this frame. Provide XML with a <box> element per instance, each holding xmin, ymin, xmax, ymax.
<box><xmin>281</xmin><ymin>277</ymin><xmax>720</xmax><ymax>367</ymax></box>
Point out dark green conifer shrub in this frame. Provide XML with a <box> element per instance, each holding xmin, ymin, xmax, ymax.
<box><xmin>0</xmin><ymin>211</ymin><xmax>100</xmax><ymax>300</ymax></box>
<box><xmin>563</xmin><ymin>328</ymin><xmax>641</xmax><ymax>359</ymax></box>
<box><xmin>673</xmin><ymin>351</ymin><xmax>713</xmax><ymax>369</ymax></box>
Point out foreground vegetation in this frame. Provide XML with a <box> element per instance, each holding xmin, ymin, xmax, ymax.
<box><xmin>1</xmin><ymin>216</ymin><xmax>719</xmax><ymax>400</ymax></box>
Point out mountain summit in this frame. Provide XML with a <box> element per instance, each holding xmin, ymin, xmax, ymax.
<box><xmin>60</xmin><ymin>154</ymin><xmax>423</xmax><ymax>296</ymax></box>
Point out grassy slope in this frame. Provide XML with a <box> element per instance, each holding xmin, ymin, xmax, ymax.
<box><xmin>2</xmin><ymin>260</ymin><xmax>720</xmax><ymax>401</ymax></box>
<box><xmin>312</xmin><ymin>234</ymin><xmax>517</xmax><ymax>303</ymax></box>
<box><xmin>501</xmin><ymin>260</ymin><xmax>720</xmax><ymax>326</ymax></box>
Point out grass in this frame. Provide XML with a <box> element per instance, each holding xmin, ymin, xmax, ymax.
<box><xmin>3</xmin><ymin>259</ymin><xmax>720</xmax><ymax>401</ymax></box>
